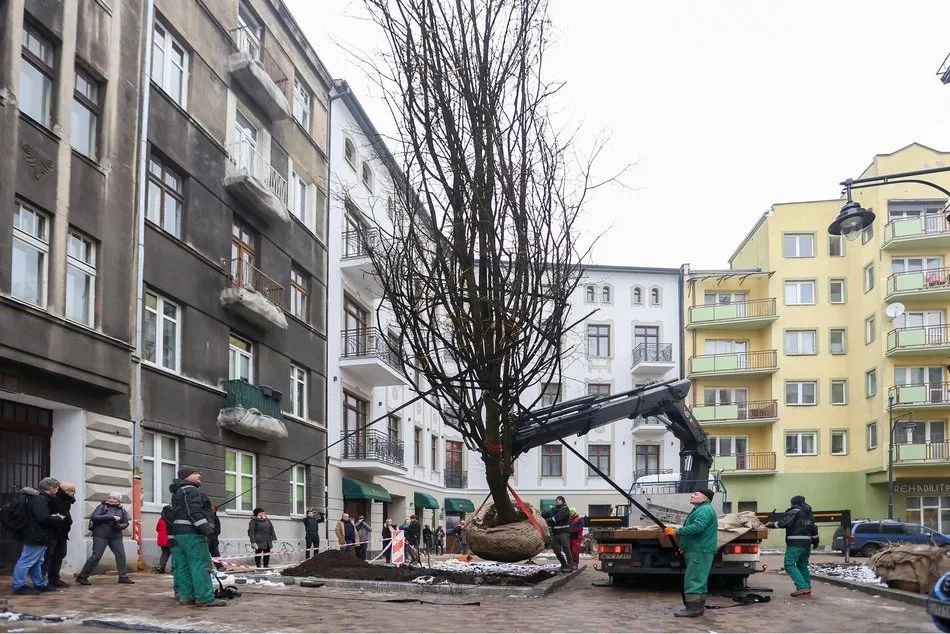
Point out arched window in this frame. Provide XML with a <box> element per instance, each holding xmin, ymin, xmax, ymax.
<box><xmin>344</xmin><ymin>138</ymin><xmax>356</xmax><ymax>167</ymax></box>
<box><xmin>585</xmin><ymin>285</ymin><xmax>595</xmax><ymax>303</ymax></box>
<box><xmin>602</xmin><ymin>285</ymin><xmax>611</xmax><ymax>303</ymax></box>
<box><xmin>650</xmin><ymin>287</ymin><xmax>661</xmax><ymax>306</ymax></box>
<box><xmin>361</xmin><ymin>162</ymin><xmax>374</xmax><ymax>191</ymax></box>
<box><xmin>632</xmin><ymin>287</ymin><xmax>643</xmax><ymax>305</ymax></box>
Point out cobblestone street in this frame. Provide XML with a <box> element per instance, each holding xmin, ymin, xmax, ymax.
<box><xmin>0</xmin><ymin>555</ymin><xmax>939</xmax><ymax>632</ymax></box>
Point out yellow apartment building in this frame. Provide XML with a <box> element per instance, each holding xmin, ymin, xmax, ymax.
<box><xmin>683</xmin><ymin>143</ymin><xmax>950</xmax><ymax>545</ymax></box>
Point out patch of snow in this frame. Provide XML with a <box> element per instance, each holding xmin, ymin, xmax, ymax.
<box><xmin>809</xmin><ymin>562</ymin><xmax>886</xmax><ymax>587</ymax></box>
<box><xmin>411</xmin><ymin>575</ymin><xmax>436</xmax><ymax>585</ymax></box>
<box><xmin>0</xmin><ymin>612</ymin><xmax>21</xmax><ymax>622</ymax></box>
<box><xmin>243</xmin><ymin>577</ymin><xmax>285</xmax><ymax>586</ymax></box>
<box><xmin>430</xmin><ymin>559</ymin><xmax>558</xmax><ymax>577</ymax></box>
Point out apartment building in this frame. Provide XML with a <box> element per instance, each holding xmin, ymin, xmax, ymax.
<box><xmin>688</xmin><ymin>142</ymin><xmax>950</xmax><ymax>542</ymax></box>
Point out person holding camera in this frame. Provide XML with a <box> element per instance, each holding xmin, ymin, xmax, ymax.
<box><xmin>76</xmin><ymin>491</ymin><xmax>133</xmax><ymax>585</ymax></box>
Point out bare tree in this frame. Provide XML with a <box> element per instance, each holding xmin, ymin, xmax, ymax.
<box><xmin>361</xmin><ymin>0</ymin><xmax>603</xmax><ymax>524</ymax></box>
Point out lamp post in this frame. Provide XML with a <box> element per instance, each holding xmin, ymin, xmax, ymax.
<box><xmin>887</xmin><ymin>393</ymin><xmax>915</xmax><ymax>521</ymax></box>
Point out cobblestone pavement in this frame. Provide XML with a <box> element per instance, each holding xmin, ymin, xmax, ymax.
<box><xmin>0</xmin><ymin>555</ymin><xmax>938</xmax><ymax>632</ymax></box>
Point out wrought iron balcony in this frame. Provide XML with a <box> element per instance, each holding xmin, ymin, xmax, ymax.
<box><xmin>340</xmin><ymin>429</ymin><xmax>405</xmax><ymax>467</ymax></box>
<box><xmin>341</xmin><ymin>228</ymin><xmax>380</xmax><ymax>259</ymax></box>
<box><xmin>340</xmin><ymin>329</ymin><xmax>402</xmax><ymax>369</ymax></box>
<box><xmin>631</xmin><ymin>343</ymin><xmax>675</xmax><ymax>378</ymax></box>
<box><xmin>444</xmin><ymin>468</ymin><xmax>467</xmax><ymax>488</ymax></box>
<box><xmin>712</xmin><ymin>451</ymin><xmax>776</xmax><ymax>472</ymax></box>
<box><xmin>228</xmin><ymin>26</ymin><xmax>289</xmax><ymax>121</ymax></box>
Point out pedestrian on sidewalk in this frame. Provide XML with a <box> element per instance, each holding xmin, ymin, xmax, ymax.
<box><xmin>767</xmin><ymin>494</ymin><xmax>819</xmax><ymax>598</ymax></box>
<box><xmin>663</xmin><ymin>488</ymin><xmax>718</xmax><ymax>618</ymax></box>
<box><xmin>301</xmin><ymin>508</ymin><xmax>324</xmax><ymax>558</ymax></box>
<box><xmin>454</xmin><ymin>519</ymin><xmax>469</xmax><ymax>556</ymax></box>
<box><xmin>381</xmin><ymin>518</ymin><xmax>395</xmax><ymax>563</ymax></box>
<box><xmin>434</xmin><ymin>525</ymin><xmax>445</xmax><ymax>556</ymax></box>
<box><xmin>569</xmin><ymin>507</ymin><xmax>584</xmax><ymax>570</ymax></box>
<box><xmin>169</xmin><ymin>467</ymin><xmax>227</xmax><ymax>607</ymax></box>
<box><xmin>11</xmin><ymin>477</ymin><xmax>63</xmax><ymax>595</ymax></box>
<box><xmin>248</xmin><ymin>508</ymin><xmax>277</xmax><ymax>568</ymax></box>
<box><xmin>43</xmin><ymin>480</ymin><xmax>75</xmax><ymax>588</ymax></box>
<box><xmin>541</xmin><ymin>496</ymin><xmax>573</xmax><ymax>572</ymax></box>
<box><xmin>354</xmin><ymin>515</ymin><xmax>372</xmax><ymax>560</ymax></box>
<box><xmin>76</xmin><ymin>492</ymin><xmax>134</xmax><ymax>585</ymax></box>
<box><xmin>156</xmin><ymin>505</ymin><xmax>173</xmax><ymax>573</ymax></box>
<box><xmin>335</xmin><ymin>513</ymin><xmax>357</xmax><ymax>555</ymax></box>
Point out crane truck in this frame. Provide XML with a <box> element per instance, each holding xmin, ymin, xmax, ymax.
<box><xmin>509</xmin><ymin>378</ymin><xmax>768</xmax><ymax>585</ymax></box>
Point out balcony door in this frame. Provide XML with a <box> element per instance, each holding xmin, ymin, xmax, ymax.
<box><xmin>905</xmin><ymin>311</ymin><xmax>946</xmax><ymax>344</ymax></box>
<box><xmin>704</xmin><ymin>339</ymin><xmax>748</xmax><ymax>368</ymax></box>
<box><xmin>237</xmin><ymin>2</ymin><xmax>263</xmax><ymax>60</ymax></box>
<box><xmin>445</xmin><ymin>440</ymin><xmax>463</xmax><ymax>482</ymax></box>
<box><xmin>889</xmin><ymin>201</ymin><xmax>945</xmax><ymax>234</ymax></box>
<box><xmin>231</xmin><ymin>218</ymin><xmax>256</xmax><ymax>289</ymax></box>
<box><xmin>704</xmin><ymin>387</ymin><xmax>749</xmax><ymax>419</ymax></box>
<box><xmin>234</xmin><ymin>111</ymin><xmax>258</xmax><ymax>171</ymax></box>
<box><xmin>634</xmin><ymin>325</ymin><xmax>659</xmax><ymax>360</ymax></box>
<box><xmin>343</xmin><ymin>203</ymin><xmax>369</xmax><ymax>258</ymax></box>
<box><xmin>895</xmin><ymin>366</ymin><xmax>945</xmax><ymax>403</ymax></box>
<box><xmin>343</xmin><ymin>391</ymin><xmax>368</xmax><ymax>457</ymax></box>
<box><xmin>343</xmin><ymin>294</ymin><xmax>369</xmax><ymax>355</ymax></box>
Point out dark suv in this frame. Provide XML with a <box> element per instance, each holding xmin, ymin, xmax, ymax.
<box><xmin>832</xmin><ymin>520</ymin><xmax>950</xmax><ymax>556</ymax></box>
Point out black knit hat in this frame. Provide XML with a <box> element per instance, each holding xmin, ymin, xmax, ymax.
<box><xmin>697</xmin><ymin>488</ymin><xmax>715</xmax><ymax>502</ymax></box>
<box><xmin>177</xmin><ymin>466</ymin><xmax>199</xmax><ymax>480</ymax></box>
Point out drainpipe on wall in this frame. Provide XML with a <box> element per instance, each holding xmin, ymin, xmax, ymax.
<box><xmin>131</xmin><ymin>0</ymin><xmax>156</xmax><ymax>572</ymax></box>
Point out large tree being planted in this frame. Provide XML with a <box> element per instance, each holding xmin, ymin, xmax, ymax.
<box><xmin>361</xmin><ymin>0</ymin><xmax>602</xmax><ymax>557</ymax></box>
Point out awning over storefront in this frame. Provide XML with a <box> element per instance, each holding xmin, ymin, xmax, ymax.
<box><xmin>342</xmin><ymin>477</ymin><xmax>392</xmax><ymax>502</ymax></box>
<box><xmin>414</xmin><ymin>491</ymin><xmax>440</xmax><ymax>509</ymax></box>
<box><xmin>540</xmin><ymin>498</ymin><xmax>556</xmax><ymax>514</ymax></box>
<box><xmin>443</xmin><ymin>497</ymin><xmax>476</xmax><ymax>513</ymax></box>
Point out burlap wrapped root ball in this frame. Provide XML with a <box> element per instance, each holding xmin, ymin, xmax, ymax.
<box><xmin>466</xmin><ymin>499</ymin><xmax>551</xmax><ymax>562</ymax></box>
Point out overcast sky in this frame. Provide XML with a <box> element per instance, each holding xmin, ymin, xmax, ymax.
<box><xmin>286</xmin><ymin>0</ymin><xmax>950</xmax><ymax>269</ymax></box>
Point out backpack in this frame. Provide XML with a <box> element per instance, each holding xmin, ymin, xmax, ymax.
<box><xmin>0</xmin><ymin>492</ymin><xmax>32</xmax><ymax>536</ymax></box>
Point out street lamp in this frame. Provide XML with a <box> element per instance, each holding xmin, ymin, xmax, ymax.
<box><xmin>887</xmin><ymin>393</ymin><xmax>915</xmax><ymax>521</ymax></box>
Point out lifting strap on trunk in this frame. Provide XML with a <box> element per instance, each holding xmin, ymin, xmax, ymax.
<box><xmin>506</xmin><ymin>484</ymin><xmax>547</xmax><ymax>541</ymax></box>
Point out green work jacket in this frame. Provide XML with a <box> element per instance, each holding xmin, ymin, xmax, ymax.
<box><xmin>675</xmin><ymin>501</ymin><xmax>718</xmax><ymax>554</ymax></box>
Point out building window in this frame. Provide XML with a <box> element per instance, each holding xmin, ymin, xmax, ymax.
<box><xmin>147</xmin><ymin>155</ymin><xmax>183</xmax><ymax>236</ymax></box>
<box><xmin>290</xmin><ymin>465</ymin><xmax>307</xmax><ymax>515</ymax></box>
<box><xmin>290</xmin><ymin>264</ymin><xmax>309</xmax><ymax>321</ymax></box>
<box><xmin>224</xmin><ymin>449</ymin><xmax>256</xmax><ymax>511</ymax></box>
<box><xmin>142</xmin><ymin>431</ymin><xmax>178</xmax><ymax>505</ymax></box>
<box><xmin>290</xmin><ymin>364</ymin><xmax>307</xmax><ymax>419</ymax></box>
<box><xmin>906</xmin><ymin>496</ymin><xmax>950</xmax><ymax>533</ymax></box>
<box><xmin>541</xmin><ymin>444</ymin><xmax>562</xmax><ymax>477</ymax></box>
<box><xmin>635</xmin><ymin>444</ymin><xmax>660</xmax><ymax>476</ymax></box>
<box><xmin>785</xmin><ymin>432</ymin><xmax>817</xmax><ymax>456</ymax></box>
<box><xmin>830</xmin><ymin>328</ymin><xmax>846</xmax><ymax>355</ymax></box>
<box><xmin>587</xmin><ymin>324</ymin><xmax>611</xmax><ymax>358</ymax></box>
<box><xmin>229</xmin><ymin>334</ymin><xmax>253</xmax><ymax>382</ymax></box>
<box><xmin>143</xmin><ymin>290</ymin><xmax>180</xmax><ymax>371</ymax></box>
<box><xmin>231</xmin><ymin>218</ymin><xmax>257</xmax><ymax>288</ymax></box>
<box><xmin>343</xmin><ymin>391</ymin><xmax>368</xmax><ymax>447</ymax></box>
<box><xmin>20</xmin><ymin>23</ymin><xmax>54</xmax><ymax>127</ymax></box>
<box><xmin>784</xmin><ymin>280</ymin><xmax>816</xmax><ymax>305</ymax></box>
<box><xmin>828</xmin><ymin>234</ymin><xmax>844</xmax><ymax>257</ymax></box>
<box><xmin>829</xmin><ymin>279</ymin><xmax>846</xmax><ymax>304</ymax></box>
<box><xmin>785</xmin><ymin>381</ymin><xmax>817</xmax><ymax>405</ymax></box>
<box><xmin>292</xmin><ymin>77</ymin><xmax>312</xmax><ymax>131</ymax></box>
<box><xmin>65</xmin><ymin>231</ymin><xmax>96</xmax><ymax>326</ymax></box>
<box><xmin>291</xmin><ymin>171</ymin><xmax>309</xmax><ymax>227</ymax></box>
<box><xmin>831</xmin><ymin>430</ymin><xmax>848</xmax><ymax>456</ymax></box>
<box><xmin>632</xmin><ymin>286</ymin><xmax>643</xmax><ymax>305</ymax></box>
<box><xmin>864</xmin><ymin>262</ymin><xmax>875</xmax><ymax>292</ymax></box>
<box><xmin>782</xmin><ymin>233</ymin><xmax>815</xmax><ymax>258</ymax></box>
<box><xmin>865</xmin><ymin>315</ymin><xmax>876</xmax><ymax>344</ymax></box>
<box><xmin>861</xmin><ymin>223</ymin><xmax>873</xmax><ymax>244</ymax></box>
<box><xmin>867</xmin><ymin>422</ymin><xmax>878</xmax><ymax>449</ymax></box>
<box><xmin>650</xmin><ymin>287</ymin><xmax>661</xmax><ymax>306</ymax></box>
<box><xmin>866</xmin><ymin>369</ymin><xmax>877</xmax><ymax>398</ymax></box>
<box><xmin>431</xmin><ymin>434</ymin><xmax>438</xmax><ymax>470</ymax></box>
<box><xmin>830</xmin><ymin>379</ymin><xmax>848</xmax><ymax>405</ymax></box>
<box><xmin>71</xmin><ymin>68</ymin><xmax>99</xmax><ymax>159</ymax></box>
<box><xmin>601</xmin><ymin>285</ymin><xmax>611</xmax><ymax>303</ymax></box>
<box><xmin>361</xmin><ymin>162</ymin><xmax>374</xmax><ymax>192</ymax></box>
<box><xmin>587</xmin><ymin>444</ymin><xmax>611</xmax><ymax>477</ymax></box>
<box><xmin>11</xmin><ymin>202</ymin><xmax>50</xmax><ymax>307</ymax></box>
<box><xmin>585</xmin><ymin>285</ymin><xmax>595</xmax><ymax>303</ymax></box>
<box><xmin>540</xmin><ymin>382</ymin><xmax>560</xmax><ymax>408</ymax></box>
<box><xmin>151</xmin><ymin>22</ymin><xmax>188</xmax><ymax>106</ymax></box>
<box><xmin>344</xmin><ymin>138</ymin><xmax>357</xmax><ymax>168</ymax></box>
<box><xmin>588</xmin><ymin>383</ymin><xmax>611</xmax><ymax>397</ymax></box>
<box><xmin>785</xmin><ymin>330</ymin><xmax>817</xmax><ymax>355</ymax></box>
<box><xmin>445</xmin><ymin>440</ymin><xmax>463</xmax><ymax>477</ymax></box>
<box><xmin>414</xmin><ymin>427</ymin><xmax>422</xmax><ymax>464</ymax></box>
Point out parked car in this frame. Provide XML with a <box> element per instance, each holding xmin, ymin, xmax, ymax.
<box><xmin>928</xmin><ymin>571</ymin><xmax>950</xmax><ymax>633</ymax></box>
<box><xmin>832</xmin><ymin>520</ymin><xmax>950</xmax><ymax>556</ymax></box>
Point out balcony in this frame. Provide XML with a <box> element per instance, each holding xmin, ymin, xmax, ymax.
<box><xmin>225</xmin><ymin>139</ymin><xmax>290</xmax><ymax>224</ymax></box>
<box><xmin>690</xmin><ymin>399</ymin><xmax>778</xmax><ymax>427</ymax></box>
<box><xmin>217</xmin><ymin>379</ymin><xmax>288</xmax><ymax>440</ymax></box>
<box><xmin>444</xmin><ymin>468</ymin><xmax>468</xmax><ymax>489</ymax></box>
<box><xmin>886</xmin><ymin>267</ymin><xmax>950</xmax><ymax>301</ymax></box>
<box><xmin>632</xmin><ymin>415</ymin><xmax>668</xmax><ymax>433</ymax></box>
<box><xmin>228</xmin><ymin>27</ymin><xmax>290</xmax><ymax>121</ymax></box>
<box><xmin>893</xmin><ymin>441</ymin><xmax>950</xmax><ymax>465</ymax></box>
<box><xmin>888</xmin><ymin>383</ymin><xmax>950</xmax><ymax>410</ymax></box>
<box><xmin>339</xmin><ymin>329</ymin><xmax>409</xmax><ymax>387</ymax></box>
<box><xmin>340</xmin><ymin>429</ymin><xmax>405</xmax><ymax>474</ymax></box>
<box><xmin>340</xmin><ymin>228</ymin><xmax>382</xmax><ymax>295</ymax></box>
<box><xmin>883</xmin><ymin>216</ymin><xmax>950</xmax><ymax>250</ymax></box>
<box><xmin>631</xmin><ymin>342</ymin><xmax>675</xmax><ymax>377</ymax></box>
<box><xmin>688</xmin><ymin>349</ymin><xmax>777</xmax><ymax>378</ymax></box>
<box><xmin>220</xmin><ymin>258</ymin><xmax>288</xmax><ymax>330</ymax></box>
<box><xmin>686</xmin><ymin>298</ymin><xmax>777</xmax><ymax>330</ymax></box>
<box><xmin>886</xmin><ymin>325</ymin><xmax>950</xmax><ymax>356</ymax></box>
<box><xmin>712</xmin><ymin>452</ymin><xmax>776</xmax><ymax>474</ymax></box>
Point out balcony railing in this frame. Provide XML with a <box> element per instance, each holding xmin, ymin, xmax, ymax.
<box><xmin>632</xmin><ymin>342</ymin><xmax>673</xmax><ymax>364</ymax></box>
<box><xmin>688</xmin><ymin>298</ymin><xmax>777</xmax><ymax>323</ymax></box>
<box><xmin>887</xmin><ymin>324</ymin><xmax>950</xmax><ymax>353</ymax></box>
<box><xmin>444</xmin><ymin>468</ymin><xmax>467</xmax><ymax>488</ymax></box>
<box><xmin>340</xmin><ymin>329</ymin><xmax>402</xmax><ymax>369</ymax></box>
<box><xmin>884</xmin><ymin>215</ymin><xmax>950</xmax><ymax>243</ymax></box>
<box><xmin>230</xmin><ymin>26</ymin><xmax>288</xmax><ymax>88</ymax></box>
<box><xmin>341</xmin><ymin>228</ymin><xmax>379</xmax><ymax>259</ymax></box>
<box><xmin>712</xmin><ymin>451</ymin><xmax>776</xmax><ymax>472</ymax></box>
<box><xmin>223</xmin><ymin>379</ymin><xmax>282</xmax><ymax>419</ymax></box>
<box><xmin>888</xmin><ymin>383</ymin><xmax>950</xmax><ymax>407</ymax></box>
<box><xmin>227</xmin><ymin>258</ymin><xmax>283</xmax><ymax>306</ymax></box>
<box><xmin>690</xmin><ymin>399</ymin><xmax>778</xmax><ymax>423</ymax></box>
<box><xmin>887</xmin><ymin>267</ymin><xmax>950</xmax><ymax>295</ymax></box>
<box><xmin>341</xmin><ymin>429</ymin><xmax>404</xmax><ymax>467</ymax></box>
<box><xmin>894</xmin><ymin>441</ymin><xmax>950</xmax><ymax>462</ymax></box>
<box><xmin>689</xmin><ymin>349</ymin><xmax>777</xmax><ymax>374</ymax></box>
<box><xmin>227</xmin><ymin>138</ymin><xmax>287</xmax><ymax>205</ymax></box>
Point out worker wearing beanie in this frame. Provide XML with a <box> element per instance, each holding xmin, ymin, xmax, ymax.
<box><xmin>169</xmin><ymin>467</ymin><xmax>227</xmax><ymax>607</ymax></box>
<box><xmin>766</xmin><ymin>494</ymin><xmax>819</xmax><ymax>597</ymax></box>
<box><xmin>663</xmin><ymin>488</ymin><xmax>718</xmax><ymax>618</ymax></box>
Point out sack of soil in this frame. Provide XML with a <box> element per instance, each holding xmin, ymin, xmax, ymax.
<box><xmin>868</xmin><ymin>544</ymin><xmax>950</xmax><ymax>593</ymax></box>
<box><xmin>466</xmin><ymin>499</ymin><xmax>550</xmax><ymax>563</ymax></box>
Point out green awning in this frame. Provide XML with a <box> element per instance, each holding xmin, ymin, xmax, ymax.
<box><xmin>443</xmin><ymin>497</ymin><xmax>475</xmax><ymax>513</ymax></box>
<box><xmin>342</xmin><ymin>477</ymin><xmax>391</xmax><ymax>502</ymax></box>
<box><xmin>540</xmin><ymin>498</ymin><xmax>556</xmax><ymax>514</ymax></box>
<box><xmin>414</xmin><ymin>491</ymin><xmax>440</xmax><ymax>509</ymax></box>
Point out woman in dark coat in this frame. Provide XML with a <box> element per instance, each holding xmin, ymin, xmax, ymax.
<box><xmin>247</xmin><ymin>508</ymin><xmax>277</xmax><ymax>568</ymax></box>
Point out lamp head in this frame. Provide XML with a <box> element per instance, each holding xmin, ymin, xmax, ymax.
<box><xmin>829</xmin><ymin>201</ymin><xmax>875</xmax><ymax>241</ymax></box>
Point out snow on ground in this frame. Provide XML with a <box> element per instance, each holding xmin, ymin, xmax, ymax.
<box><xmin>242</xmin><ymin>577</ymin><xmax>285</xmax><ymax>586</ymax></box>
<box><xmin>0</xmin><ymin>612</ymin><xmax>21</xmax><ymax>622</ymax></box>
<box><xmin>809</xmin><ymin>562</ymin><xmax>886</xmax><ymax>587</ymax></box>
<box><xmin>429</xmin><ymin>559</ymin><xmax>561</xmax><ymax>576</ymax></box>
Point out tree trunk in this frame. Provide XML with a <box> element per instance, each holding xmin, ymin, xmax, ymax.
<box><xmin>484</xmin><ymin>453</ymin><xmax>517</xmax><ymax>524</ymax></box>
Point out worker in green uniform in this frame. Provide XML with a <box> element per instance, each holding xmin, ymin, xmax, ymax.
<box><xmin>663</xmin><ymin>488</ymin><xmax>718</xmax><ymax>618</ymax></box>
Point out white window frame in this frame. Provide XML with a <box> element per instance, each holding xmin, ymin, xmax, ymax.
<box><xmin>587</xmin><ymin>444</ymin><xmax>612</xmax><ymax>477</ymax></box>
<box><xmin>540</xmin><ymin>382</ymin><xmax>560</xmax><ymax>408</ymax></box>
<box><xmin>830</xmin><ymin>379</ymin><xmax>848</xmax><ymax>405</ymax></box>
<box><xmin>831</xmin><ymin>430</ymin><xmax>848</xmax><ymax>456</ymax></box>
<box><xmin>361</xmin><ymin>162</ymin><xmax>374</xmax><ymax>192</ymax></box>
<box><xmin>784</xmin><ymin>330</ymin><xmax>817</xmax><ymax>356</ymax></box>
<box><xmin>65</xmin><ymin>230</ymin><xmax>96</xmax><ymax>326</ymax></box>
<box><xmin>290</xmin><ymin>363</ymin><xmax>308</xmax><ymax>419</ymax></box>
<box><xmin>151</xmin><ymin>22</ymin><xmax>189</xmax><ymax>108</ymax></box>
<box><xmin>783</xmin><ymin>233</ymin><xmax>815</xmax><ymax>258</ymax></box>
<box><xmin>631</xmin><ymin>286</ymin><xmax>643</xmax><ymax>305</ymax></box>
<box><xmin>828</xmin><ymin>234</ymin><xmax>844</xmax><ymax>257</ymax></box>
<box><xmin>71</xmin><ymin>67</ymin><xmax>99</xmax><ymax>159</ymax></box>
<box><xmin>290</xmin><ymin>464</ymin><xmax>307</xmax><ymax>516</ymax></box>
<box><xmin>866</xmin><ymin>369</ymin><xmax>877</xmax><ymax>398</ymax></box>
<box><xmin>601</xmin><ymin>285</ymin><xmax>612</xmax><ymax>304</ymax></box>
<box><xmin>585</xmin><ymin>285</ymin><xmax>595</xmax><ymax>303</ymax></box>
<box><xmin>20</xmin><ymin>23</ymin><xmax>54</xmax><ymax>127</ymax></box>
<box><xmin>784</xmin><ymin>280</ymin><xmax>816</xmax><ymax>305</ymax></box>
<box><xmin>867</xmin><ymin>422</ymin><xmax>878</xmax><ymax>450</ymax></box>
<box><xmin>344</xmin><ymin>137</ymin><xmax>357</xmax><ymax>169</ymax></box>
<box><xmin>865</xmin><ymin>315</ymin><xmax>876</xmax><ymax>344</ymax></box>
<box><xmin>142</xmin><ymin>431</ymin><xmax>178</xmax><ymax>505</ymax></box>
<box><xmin>147</xmin><ymin>155</ymin><xmax>183</xmax><ymax>237</ymax></box>
<box><xmin>587</xmin><ymin>324</ymin><xmax>611</xmax><ymax>358</ymax></box>
<box><xmin>830</xmin><ymin>328</ymin><xmax>847</xmax><ymax>355</ymax></box>
<box><xmin>785</xmin><ymin>380</ymin><xmax>817</xmax><ymax>406</ymax></box>
<box><xmin>11</xmin><ymin>202</ymin><xmax>50</xmax><ymax>308</ymax></box>
<box><xmin>291</xmin><ymin>170</ymin><xmax>310</xmax><ymax>227</ymax></box>
<box><xmin>785</xmin><ymin>431</ymin><xmax>818</xmax><ymax>456</ymax></box>
<box><xmin>829</xmin><ymin>278</ymin><xmax>846</xmax><ymax>304</ymax></box>
<box><xmin>864</xmin><ymin>262</ymin><xmax>875</xmax><ymax>292</ymax></box>
<box><xmin>650</xmin><ymin>287</ymin><xmax>661</xmax><ymax>306</ymax></box>
<box><xmin>224</xmin><ymin>448</ymin><xmax>256</xmax><ymax>512</ymax></box>
<box><xmin>143</xmin><ymin>290</ymin><xmax>180</xmax><ymax>372</ymax></box>
<box><xmin>290</xmin><ymin>264</ymin><xmax>308</xmax><ymax>321</ymax></box>
<box><xmin>229</xmin><ymin>334</ymin><xmax>254</xmax><ymax>383</ymax></box>
<box><xmin>292</xmin><ymin>77</ymin><xmax>312</xmax><ymax>131</ymax></box>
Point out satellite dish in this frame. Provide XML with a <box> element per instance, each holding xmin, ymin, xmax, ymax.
<box><xmin>885</xmin><ymin>303</ymin><xmax>906</xmax><ymax>320</ymax></box>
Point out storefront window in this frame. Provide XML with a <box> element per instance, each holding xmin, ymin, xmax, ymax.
<box><xmin>905</xmin><ymin>495</ymin><xmax>950</xmax><ymax>533</ymax></box>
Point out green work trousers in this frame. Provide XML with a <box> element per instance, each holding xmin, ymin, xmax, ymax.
<box><xmin>784</xmin><ymin>545</ymin><xmax>811</xmax><ymax>591</ymax></box>
<box><xmin>683</xmin><ymin>551</ymin><xmax>715</xmax><ymax>595</ymax></box>
<box><xmin>172</xmin><ymin>533</ymin><xmax>214</xmax><ymax>604</ymax></box>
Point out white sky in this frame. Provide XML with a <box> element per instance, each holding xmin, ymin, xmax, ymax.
<box><xmin>286</xmin><ymin>0</ymin><xmax>950</xmax><ymax>268</ymax></box>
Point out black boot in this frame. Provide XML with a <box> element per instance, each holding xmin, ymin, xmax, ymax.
<box><xmin>674</xmin><ymin>594</ymin><xmax>705</xmax><ymax>618</ymax></box>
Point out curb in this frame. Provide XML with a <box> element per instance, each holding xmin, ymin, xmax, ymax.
<box><xmin>811</xmin><ymin>573</ymin><xmax>928</xmax><ymax>607</ymax></box>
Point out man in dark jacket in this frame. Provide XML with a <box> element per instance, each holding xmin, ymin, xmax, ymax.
<box><xmin>44</xmin><ymin>480</ymin><xmax>75</xmax><ymax>587</ymax></box>
<box><xmin>12</xmin><ymin>477</ymin><xmax>63</xmax><ymax>595</ymax></box>
<box><xmin>542</xmin><ymin>496</ymin><xmax>573</xmax><ymax>573</ymax></box>
<box><xmin>169</xmin><ymin>467</ymin><xmax>227</xmax><ymax>607</ymax></box>
<box><xmin>767</xmin><ymin>494</ymin><xmax>819</xmax><ymax>597</ymax></box>
<box><xmin>403</xmin><ymin>515</ymin><xmax>422</xmax><ymax>563</ymax></box>
<box><xmin>76</xmin><ymin>491</ymin><xmax>133</xmax><ymax>585</ymax></box>
<box><xmin>301</xmin><ymin>508</ymin><xmax>324</xmax><ymax>558</ymax></box>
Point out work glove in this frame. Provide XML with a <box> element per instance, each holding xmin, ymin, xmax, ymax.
<box><xmin>251</xmin><ymin>543</ymin><xmax>259</xmax><ymax>549</ymax></box>
<box><xmin>662</xmin><ymin>527</ymin><xmax>676</xmax><ymax>537</ymax></box>
<box><xmin>197</xmin><ymin>523</ymin><xmax>214</xmax><ymax>537</ymax></box>
<box><xmin>811</xmin><ymin>537</ymin><xmax>820</xmax><ymax>548</ymax></box>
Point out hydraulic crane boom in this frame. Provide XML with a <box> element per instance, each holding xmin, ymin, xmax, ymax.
<box><xmin>511</xmin><ymin>379</ymin><xmax>712</xmax><ymax>493</ymax></box>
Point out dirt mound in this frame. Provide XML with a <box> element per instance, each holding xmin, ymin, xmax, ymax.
<box><xmin>283</xmin><ymin>549</ymin><xmax>374</xmax><ymax>576</ymax></box>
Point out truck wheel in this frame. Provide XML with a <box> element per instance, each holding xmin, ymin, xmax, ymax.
<box><xmin>860</xmin><ymin>543</ymin><xmax>881</xmax><ymax>557</ymax></box>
